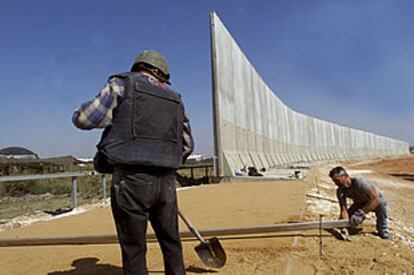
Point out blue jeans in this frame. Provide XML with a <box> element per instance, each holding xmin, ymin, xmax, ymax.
<box><xmin>348</xmin><ymin>197</ymin><xmax>388</xmax><ymax>232</ymax></box>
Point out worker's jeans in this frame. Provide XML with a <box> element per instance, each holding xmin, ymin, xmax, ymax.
<box><xmin>348</xmin><ymin>197</ymin><xmax>388</xmax><ymax>233</ymax></box>
<box><xmin>111</xmin><ymin>167</ymin><xmax>185</xmax><ymax>275</ymax></box>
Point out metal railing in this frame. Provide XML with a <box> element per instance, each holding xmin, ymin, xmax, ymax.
<box><xmin>0</xmin><ymin>165</ymin><xmax>214</xmax><ymax>209</ymax></box>
<box><xmin>0</xmin><ymin>171</ymin><xmax>107</xmax><ymax>208</ymax></box>
<box><xmin>177</xmin><ymin>165</ymin><xmax>214</xmax><ymax>179</ymax></box>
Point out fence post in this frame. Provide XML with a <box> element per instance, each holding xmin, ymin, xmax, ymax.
<box><xmin>71</xmin><ymin>176</ymin><xmax>77</xmax><ymax>208</ymax></box>
<box><xmin>101</xmin><ymin>174</ymin><xmax>107</xmax><ymax>199</ymax></box>
<box><xmin>190</xmin><ymin>167</ymin><xmax>194</xmax><ymax>179</ymax></box>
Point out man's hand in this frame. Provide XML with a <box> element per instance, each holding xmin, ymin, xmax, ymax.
<box><xmin>350</xmin><ymin>209</ymin><xmax>366</xmax><ymax>227</ymax></box>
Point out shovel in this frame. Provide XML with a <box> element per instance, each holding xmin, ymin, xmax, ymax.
<box><xmin>178</xmin><ymin>208</ymin><xmax>226</xmax><ymax>268</ymax></box>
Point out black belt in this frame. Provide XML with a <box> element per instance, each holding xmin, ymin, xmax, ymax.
<box><xmin>114</xmin><ymin>164</ymin><xmax>175</xmax><ymax>175</ymax></box>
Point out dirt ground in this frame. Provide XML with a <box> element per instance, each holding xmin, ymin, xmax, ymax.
<box><xmin>0</xmin><ymin>156</ymin><xmax>413</xmax><ymax>274</ymax></box>
<box><xmin>287</xmin><ymin>156</ymin><xmax>414</xmax><ymax>274</ymax></box>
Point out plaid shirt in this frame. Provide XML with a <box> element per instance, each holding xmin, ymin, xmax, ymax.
<box><xmin>73</xmin><ymin>73</ymin><xmax>194</xmax><ymax>159</ymax></box>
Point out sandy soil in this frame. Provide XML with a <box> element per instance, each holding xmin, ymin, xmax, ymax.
<box><xmin>0</xmin><ymin>156</ymin><xmax>413</xmax><ymax>274</ymax></box>
<box><xmin>0</xmin><ymin>180</ymin><xmax>306</xmax><ymax>274</ymax></box>
<box><xmin>292</xmin><ymin>156</ymin><xmax>414</xmax><ymax>274</ymax></box>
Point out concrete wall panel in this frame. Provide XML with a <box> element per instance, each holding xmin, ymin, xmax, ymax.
<box><xmin>210</xmin><ymin>12</ymin><xmax>409</xmax><ymax>176</ymax></box>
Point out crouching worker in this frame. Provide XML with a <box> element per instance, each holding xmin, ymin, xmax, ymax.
<box><xmin>329</xmin><ymin>166</ymin><xmax>389</xmax><ymax>239</ymax></box>
<box><xmin>72</xmin><ymin>50</ymin><xmax>194</xmax><ymax>274</ymax></box>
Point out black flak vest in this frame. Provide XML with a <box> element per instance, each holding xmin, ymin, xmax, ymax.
<box><xmin>97</xmin><ymin>72</ymin><xmax>184</xmax><ymax>169</ymax></box>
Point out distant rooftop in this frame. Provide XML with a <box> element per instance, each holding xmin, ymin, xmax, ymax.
<box><xmin>0</xmin><ymin>146</ymin><xmax>39</xmax><ymax>159</ymax></box>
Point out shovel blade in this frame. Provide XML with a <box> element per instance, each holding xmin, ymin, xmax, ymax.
<box><xmin>194</xmin><ymin>237</ymin><xmax>226</xmax><ymax>268</ymax></box>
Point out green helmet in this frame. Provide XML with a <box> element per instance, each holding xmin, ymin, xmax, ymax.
<box><xmin>133</xmin><ymin>50</ymin><xmax>170</xmax><ymax>79</ymax></box>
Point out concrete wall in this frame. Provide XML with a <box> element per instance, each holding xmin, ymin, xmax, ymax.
<box><xmin>210</xmin><ymin>12</ymin><xmax>409</xmax><ymax>177</ymax></box>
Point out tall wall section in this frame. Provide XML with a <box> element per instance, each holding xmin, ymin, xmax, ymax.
<box><xmin>210</xmin><ymin>12</ymin><xmax>409</xmax><ymax>177</ymax></box>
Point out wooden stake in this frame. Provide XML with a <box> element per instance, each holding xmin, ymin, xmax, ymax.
<box><xmin>319</xmin><ymin>214</ymin><xmax>323</xmax><ymax>257</ymax></box>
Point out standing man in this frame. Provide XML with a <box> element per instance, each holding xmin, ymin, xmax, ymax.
<box><xmin>73</xmin><ymin>50</ymin><xmax>194</xmax><ymax>274</ymax></box>
<box><xmin>329</xmin><ymin>166</ymin><xmax>389</xmax><ymax>239</ymax></box>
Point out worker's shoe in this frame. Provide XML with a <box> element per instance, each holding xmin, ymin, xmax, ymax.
<box><xmin>348</xmin><ymin>227</ymin><xmax>363</xmax><ymax>235</ymax></box>
<box><xmin>378</xmin><ymin>230</ymin><xmax>390</xmax><ymax>240</ymax></box>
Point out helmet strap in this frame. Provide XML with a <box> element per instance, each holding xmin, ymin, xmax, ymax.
<box><xmin>134</xmin><ymin>64</ymin><xmax>170</xmax><ymax>84</ymax></box>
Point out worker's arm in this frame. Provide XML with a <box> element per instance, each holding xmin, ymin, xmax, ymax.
<box><xmin>72</xmin><ymin>77</ymin><xmax>125</xmax><ymax>130</ymax></box>
<box><xmin>337</xmin><ymin>188</ymin><xmax>348</xmax><ymax>219</ymax></box>
<box><xmin>182</xmin><ymin>111</ymin><xmax>194</xmax><ymax>163</ymax></box>
<box><xmin>339</xmin><ymin>204</ymin><xmax>349</xmax><ymax>220</ymax></box>
<box><xmin>361</xmin><ymin>187</ymin><xmax>381</xmax><ymax>213</ymax></box>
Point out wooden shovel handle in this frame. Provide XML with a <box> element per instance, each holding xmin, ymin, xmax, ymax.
<box><xmin>177</xmin><ymin>208</ymin><xmax>207</xmax><ymax>243</ymax></box>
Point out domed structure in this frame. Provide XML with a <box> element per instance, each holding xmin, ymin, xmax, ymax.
<box><xmin>0</xmin><ymin>146</ymin><xmax>39</xmax><ymax>159</ymax></box>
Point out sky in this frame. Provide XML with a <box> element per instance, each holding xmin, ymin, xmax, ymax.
<box><xmin>1</xmin><ymin>1</ymin><xmax>413</xmax><ymax>158</ymax></box>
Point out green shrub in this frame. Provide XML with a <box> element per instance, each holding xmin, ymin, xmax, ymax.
<box><xmin>4</xmin><ymin>181</ymin><xmax>36</xmax><ymax>196</ymax></box>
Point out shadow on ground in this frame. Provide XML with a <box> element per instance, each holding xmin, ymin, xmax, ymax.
<box><xmin>186</xmin><ymin>265</ymin><xmax>219</xmax><ymax>273</ymax></box>
<box><xmin>48</xmin><ymin>257</ymin><xmax>122</xmax><ymax>275</ymax></box>
<box><xmin>47</xmin><ymin>257</ymin><xmax>218</xmax><ymax>274</ymax></box>
<box><xmin>389</xmin><ymin>173</ymin><xmax>414</xmax><ymax>182</ymax></box>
